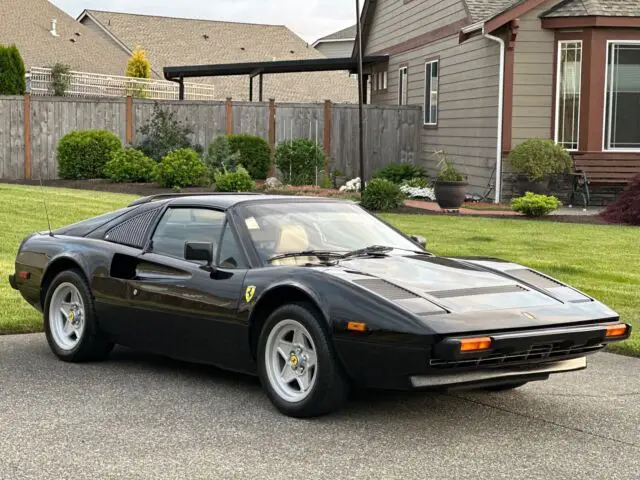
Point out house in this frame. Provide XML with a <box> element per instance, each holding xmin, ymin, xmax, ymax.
<box><xmin>313</xmin><ymin>25</ymin><xmax>357</xmax><ymax>58</ymax></box>
<box><xmin>0</xmin><ymin>0</ymin><xmax>131</xmax><ymax>76</ymax></box>
<box><xmin>77</xmin><ymin>10</ymin><xmax>358</xmax><ymax>103</ymax></box>
<box><xmin>360</xmin><ymin>0</ymin><xmax>640</xmax><ymax>201</ymax></box>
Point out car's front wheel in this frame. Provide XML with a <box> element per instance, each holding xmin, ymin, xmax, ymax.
<box><xmin>257</xmin><ymin>303</ymin><xmax>349</xmax><ymax>418</ymax></box>
<box><xmin>44</xmin><ymin>269</ymin><xmax>113</xmax><ymax>362</ymax></box>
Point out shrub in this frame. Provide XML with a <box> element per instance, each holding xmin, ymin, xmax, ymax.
<box><xmin>136</xmin><ymin>103</ymin><xmax>199</xmax><ymax>161</ymax></box>
<box><xmin>227</xmin><ymin>134</ymin><xmax>271</xmax><ymax>180</ymax></box>
<box><xmin>275</xmin><ymin>139</ymin><xmax>323</xmax><ymax>185</ymax></box>
<box><xmin>126</xmin><ymin>46</ymin><xmax>151</xmax><ymax>79</ymax></box>
<box><xmin>50</xmin><ymin>63</ymin><xmax>71</xmax><ymax>97</ymax></box>
<box><xmin>511</xmin><ymin>192</ymin><xmax>562</xmax><ymax>217</ymax></box>
<box><xmin>361</xmin><ymin>178</ymin><xmax>405</xmax><ymax>211</ymax></box>
<box><xmin>601</xmin><ymin>175</ymin><xmax>640</xmax><ymax>226</ymax></box>
<box><xmin>508</xmin><ymin>139</ymin><xmax>572</xmax><ymax>181</ymax></box>
<box><xmin>204</xmin><ymin>135</ymin><xmax>242</xmax><ymax>176</ymax></box>
<box><xmin>153</xmin><ymin>148</ymin><xmax>208</xmax><ymax>188</ymax></box>
<box><xmin>0</xmin><ymin>44</ymin><xmax>26</xmax><ymax>95</ymax></box>
<box><xmin>433</xmin><ymin>150</ymin><xmax>466</xmax><ymax>183</ymax></box>
<box><xmin>104</xmin><ymin>148</ymin><xmax>155</xmax><ymax>183</ymax></box>
<box><xmin>214</xmin><ymin>166</ymin><xmax>255</xmax><ymax>192</ymax></box>
<box><xmin>57</xmin><ymin>130</ymin><xmax>123</xmax><ymax>180</ymax></box>
<box><xmin>403</xmin><ymin>177</ymin><xmax>431</xmax><ymax>189</ymax></box>
<box><xmin>373</xmin><ymin>163</ymin><xmax>428</xmax><ymax>185</ymax></box>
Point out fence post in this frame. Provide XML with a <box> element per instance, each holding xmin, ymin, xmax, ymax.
<box><xmin>23</xmin><ymin>94</ymin><xmax>32</xmax><ymax>180</ymax></box>
<box><xmin>125</xmin><ymin>96</ymin><xmax>134</xmax><ymax>145</ymax></box>
<box><xmin>268</xmin><ymin>99</ymin><xmax>276</xmax><ymax>177</ymax></box>
<box><xmin>225</xmin><ymin>98</ymin><xmax>233</xmax><ymax>134</ymax></box>
<box><xmin>323</xmin><ymin>100</ymin><xmax>332</xmax><ymax>179</ymax></box>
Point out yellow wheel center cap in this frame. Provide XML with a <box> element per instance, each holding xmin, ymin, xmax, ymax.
<box><xmin>289</xmin><ymin>353</ymin><xmax>299</xmax><ymax>368</ymax></box>
<box><xmin>68</xmin><ymin>311</ymin><xmax>75</xmax><ymax>322</ymax></box>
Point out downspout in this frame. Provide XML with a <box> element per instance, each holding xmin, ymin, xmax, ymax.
<box><xmin>482</xmin><ymin>27</ymin><xmax>505</xmax><ymax>204</ymax></box>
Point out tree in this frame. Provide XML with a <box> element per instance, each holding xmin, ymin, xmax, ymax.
<box><xmin>126</xmin><ymin>46</ymin><xmax>151</xmax><ymax>79</ymax></box>
<box><xmin>0</xmin><ymin>44</ymin><xmax>26</xmax><ymax>95</ymax></box>
<box><xmin>50</xmin><ymin>63</ymin><xmax>71</xmax><ymax>97</ymax></box>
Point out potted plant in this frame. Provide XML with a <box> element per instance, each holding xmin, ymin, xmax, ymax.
<box><xmin>433</xmin><ymin>150</ymin><xmax>468</xmax><ymax>210</ymax></box>
<box><xmin>507</xmin><ymin>139</ymin><xmax>572</xmax><ymax>195</ymax></box>
<box><xmin>332</xmin><ymin>168</ymin><xmax>347</xmax><ymax>189</ymax></box>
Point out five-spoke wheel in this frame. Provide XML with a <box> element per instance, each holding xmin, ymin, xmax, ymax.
<box><xmin>49</xmin><ymin>282</ymin><xmax>86</xmax><ymax>351</ymax></box>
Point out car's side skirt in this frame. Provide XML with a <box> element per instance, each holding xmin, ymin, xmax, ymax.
<box><xmin>410</xmin><ymin>356</ymin><xmax>586</xmax><ymax>389</ymax></box>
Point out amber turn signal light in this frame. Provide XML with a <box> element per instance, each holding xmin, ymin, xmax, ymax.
<box><xmin>460</xmin><ymin>337</ymin><xmax>492</xmax><ymax>352</ymax></box>
<box><xmin>605</xmin><ymin>324</ymin><xmax>628</xmax><ymax>338</ymax></box>
<box><xmin>347</xmin><ymin>322</ymin><xmax>367</xmax><ymax>332</ymax></box>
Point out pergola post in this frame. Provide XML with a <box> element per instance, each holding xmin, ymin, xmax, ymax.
<box><xmin>259</xmin><ymin>73</ymin><xmax>264</xmax><ymax>102</ymax></box>
<box><xmin>178</xmin><ymin>77</ymin><xmax>185</xmax><ymax>100</ymax></box>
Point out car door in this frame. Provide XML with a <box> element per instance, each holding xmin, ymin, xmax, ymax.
<box><xmin>120</xmin><ymin>207</ymin><xmax>253</xmax><ymax>371</ymax></box>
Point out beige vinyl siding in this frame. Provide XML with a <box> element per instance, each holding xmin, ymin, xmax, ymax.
<box><xmin>511</xmin><ymin>1</ymin><xmax>557</xmax><ymax>147</ymax></box>
<box><xmin>372</xmin><ymin>34</ymin><xmax>500</xmax><ymax>193</ymax></box>
<box><xmin>315</xmin><ymin>41</ymin><xmax>354</xmax><ymax>59</ymax></box>
<box><xmin>365</xmin><ymin>0</ymin><xmax>468</xmax><ymax>55</ymax></box>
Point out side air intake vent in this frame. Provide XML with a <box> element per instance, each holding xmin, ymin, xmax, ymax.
<box><xmin>352</xmin><ymin>279</ymin><xmax>418</xmax><ymax>301</ymax></box>
<box><xmin>105</xmin><ymin>209</ymin><xmax>161</xmax><ymax>248</ymax></box>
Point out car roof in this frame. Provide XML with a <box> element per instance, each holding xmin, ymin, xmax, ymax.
<box><xmin>129</xmin><ymin>193</ymin><xmax>351</xmax><ymax>210</ymax></box>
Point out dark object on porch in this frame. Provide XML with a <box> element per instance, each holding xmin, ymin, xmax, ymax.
<box><xmin>571</xmin><ymin>153</ymin><xmax>640</xmax><ymax>208</ymax></box>
<box><xmin>515</xmin><ymin>175</ymin><xmax>551</xmax><ymax>196</ymax></box>
<box><xmin>601</xmin><ymin>175</ymin><xmax>640</xmax><ymax>226</ymax></box>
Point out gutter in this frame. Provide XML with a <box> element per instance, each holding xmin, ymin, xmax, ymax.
<box><xmin>482</xmin><ymin>26</ymin><xmax>505</xmax><ymax>204</ymax></box>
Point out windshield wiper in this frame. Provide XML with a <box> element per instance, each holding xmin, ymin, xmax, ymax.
<box><xmin>339</xmin><ymin>245</ymin><xmax>394</xmax><ymax>259</ymax></box>
<box><xmin>268</xmin><ymin>250</ymin><xmax>344</xmax><ymax>263</ymax></box>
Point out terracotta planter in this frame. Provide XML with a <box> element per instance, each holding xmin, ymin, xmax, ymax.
<box><xmin>516</xmin><ymin>176</ymin><xmax>550</xmax><ymax>196</ymax></box>
<box><xmin>434</xmin><ymin>181</ymin><xmax>468</xmax><ymax>210</ymax></box>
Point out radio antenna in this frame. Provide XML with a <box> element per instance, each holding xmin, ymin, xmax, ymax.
<box><xmin>39</xmin><ymin>176</ymin><xmax>54</xmax><ymax>237</ymax></box>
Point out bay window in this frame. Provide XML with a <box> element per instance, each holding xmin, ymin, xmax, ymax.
<box><xmin>605</xmin><ymin>41</ymin><xmax>640</xmax><ymax>150</ymax></box>
<box><xmin>554</xmin><ymin>41</ymin><xmax>582</xmax><ymax>151</ymax></box>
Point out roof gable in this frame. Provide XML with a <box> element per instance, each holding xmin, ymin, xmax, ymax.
<box><xmin>315</xmin><ymin>25</ymin><xmax>357</xmax><ymax>44</ymax></box>
<box><xmin>543</xmin><ymin>0</ymin><xmax>640</xmax><ymax>17</ymax></box>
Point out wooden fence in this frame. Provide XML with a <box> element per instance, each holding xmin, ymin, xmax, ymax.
<box><xmin>0</xmin><ymin>95</ymin><xmax>422</xmax><ymax>181</ymax></box>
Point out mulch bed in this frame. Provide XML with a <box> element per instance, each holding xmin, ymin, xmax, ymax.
<box><xmin>2</xmin><ymin>179</ymin><xmax>617</xmax><ymax>226</ymax></box>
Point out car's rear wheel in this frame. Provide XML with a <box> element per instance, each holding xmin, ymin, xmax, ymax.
<box><xmin>484</xmin><ymin>381</ymin><xmax>528</xmax><ymax>392</ymax></box>
<box><xmin>257</xmin><ymin>303</ymin><xmax>349</xmax><ymax>418</ymax></box>
<box><xmin>44</xmin><ymin>269</ymin><xmax>113</xmax><ymax>362</ymax></box>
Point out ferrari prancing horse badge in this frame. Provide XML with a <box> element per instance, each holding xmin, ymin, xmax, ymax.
<box><xmin>245</xmin><ymin>286</ymin><xmax>256</xmax><ymax>303</ymax></box>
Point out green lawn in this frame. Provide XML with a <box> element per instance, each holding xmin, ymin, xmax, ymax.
<box><xmin>1</xmin><ymin>184</ymin><xmax>638</xmax><ymax>357</ymax></box>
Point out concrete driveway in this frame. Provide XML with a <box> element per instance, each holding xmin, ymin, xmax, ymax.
<box><xmin>1</xmin><ymin>334</ymin><xmax>638</xmax><ymax>480</ymax></box>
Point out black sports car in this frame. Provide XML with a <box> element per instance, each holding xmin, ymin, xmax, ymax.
<box><xmin>10</xmin><ymin>193</ymin><xmax>631</xmax><ymax>417</ymax></box>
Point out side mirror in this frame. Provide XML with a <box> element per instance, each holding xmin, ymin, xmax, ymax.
<box><xmin>409</xmin><ymin>235</ymin><xmax>428</xmax><ymax>249</ymax></box>
<box><xmin>185</xmin><ymin>242</ymin><xmax>214</xmax><ymax>266</ymax></box>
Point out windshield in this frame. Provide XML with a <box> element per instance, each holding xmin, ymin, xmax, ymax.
<box><xmin>237</xmin><ymin>201</ymin><xmax>419</xmax><ymax>263</ymax></box>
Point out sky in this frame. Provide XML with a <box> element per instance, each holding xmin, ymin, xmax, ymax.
<box><xmin>50</xmin><ymin>0</ymin><xmax>359</xmax><ymax>43</ymax></box>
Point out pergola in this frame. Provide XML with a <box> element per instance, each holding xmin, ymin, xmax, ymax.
<box><xmin>163</xmin><ymin>56</ymin><xmax>387</xmax><ymax>101</ymax></box>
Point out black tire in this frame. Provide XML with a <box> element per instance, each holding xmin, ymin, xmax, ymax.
<box><xmin>43</xmin><ymin>269</ymin><xmax>114</xmax><ymax>362</ymax></box>
<box><xmin>484</xmin><ymin>381</ymin><xmax>528</xmax><ymax>392</ymax></box>
<box><xmin>257</xmin><ymin>302</ymin><xmax>349</xmax><ymax>418</ymax></box>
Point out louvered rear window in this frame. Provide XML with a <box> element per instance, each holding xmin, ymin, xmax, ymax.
<box><xmin>104</xmin><ymin>209</ymin><xmax>161</xmax><ymax>249</ymax></box>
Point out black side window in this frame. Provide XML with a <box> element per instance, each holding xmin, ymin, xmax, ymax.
<box><xmin>151</xmin><ymin>208</ymin><xmax>225</xmax><ymax>261</ymax></box>
<box><xmin>218</xmin><ymin>223</ymin><xmax>248</xmax><ymax>269</ymax></box>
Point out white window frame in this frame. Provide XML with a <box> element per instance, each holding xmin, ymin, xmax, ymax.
<box><xmin>602</xmin><ymin>39</ymin><xmax>640</xmax><ymax>152</ymax></box>
<box><xmin>424</xmin><ymin>59</ymin><xmax>439</xmax><ymax>126</ymax></box>
<box><xmin>382</xmin><ymin>71</ymin><xmax>388</xmax><ymax>90</ymax></box>
<box><xmin>398</xmin><ymin>66</ymin><xmax>408</xmax><ymax>105</ymax></box>
<box><xmin>554</xmin><ymin>40</ymin><xmax>582</xmax><ymax>152</ymax></box>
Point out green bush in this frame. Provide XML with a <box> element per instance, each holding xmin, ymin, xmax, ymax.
<box><xmin>373</xmin><ymin>163</ymin><xmax>428</xmax><ymax>185</ymax></box>
<box><xmin>508</xmin><ymin>139</ymin><xmax>572</xmax><ymax>181</ymax></box>
<box><xmin>214</xmin><ymin>166</ymin><xmax>255</xmax><ymax>192</ymax></box>
<box><xmin>57</xmin><ymin>130</ymin><xmax>123</xmax><ymax>180</ymax></box>
<box><xmin>361</xmin><ymin>178</ymin><xmax>405</xmax><ymax>211</ymax></box>
<box><xmin>275</xmin><ymin>139</ymin><xmax>323</xmax><ymax>185</ymax></box>
<box><xmin>136</xmin><ymin>103</ymin><xmax>200</xmax><ymax>161</ymax></box>
<box><xmin>204</xmin><ymin>135</ymin><xmax>242</xmax><ymax>176</ymax></box>
<box><xmin>153</xmin><ymin>148</ymin><xmax>208</xmax><ymax>188</ymax></box>
<box><xmin>0</xmin><ymin>44</ymin><xmax>26</xmax><ymax>95</ymax></box>
<box><xmin>403</xmin><ymin>177</ymin><xmax>431</xmax><ymax>188</ymax></box>
<box><xmin>227</xmin><ymin>134</ymin><xmax>271</xmax><ymax>180</ymax></box>
<box><xmin>511</xmin><ymin>192</ymin><xmax>562</xmax><ymax>217</ymax></box>
<box><xmin>104</xmin><ymin>148</ymin><xmax>155</xmax><ymax>183</ymax></box>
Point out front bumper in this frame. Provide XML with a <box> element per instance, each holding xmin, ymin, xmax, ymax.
<box><xmin>410</xmin><ymin>356</ymin><xmax>586</xmax><ymax>389</ymax></box>
<box><xmin>8</xmin><ymin>274</ymin><xmax>17</xmax><ymax>290</ymax></box>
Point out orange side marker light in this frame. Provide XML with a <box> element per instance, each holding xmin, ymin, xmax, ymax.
<box><xmin>606</xmin><ymin>324</ymin><xmax>628</xmax><ymax>338</ymax></box>
<box><xmin>347</xmin><ymin>322</ymin><xmax>367</xmax><ymax>332</ymax></box>
<box><xmin>460</xmin><ymin>337</ymin><xmax>492</xmax><ymax>352</ymax></box>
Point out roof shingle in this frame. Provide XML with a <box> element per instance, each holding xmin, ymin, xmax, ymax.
<box><xmin>315</xmin><ymin>25</ymin><xmax>357</xmax><ymax>43</ymax></box>
<box><xmin>82</xmin><ymin>10</ymin><xmax>358</xmax><ymax>103</ymax></box>
<box><xmin>0</xmin><ymin>0</ymin><xmax>130</xmax><ymax>75</ymax></box>
<box><xmin>543</xmin><ymin>0</ymin><xmax>640</xmax><ymax>17</ymax></box>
